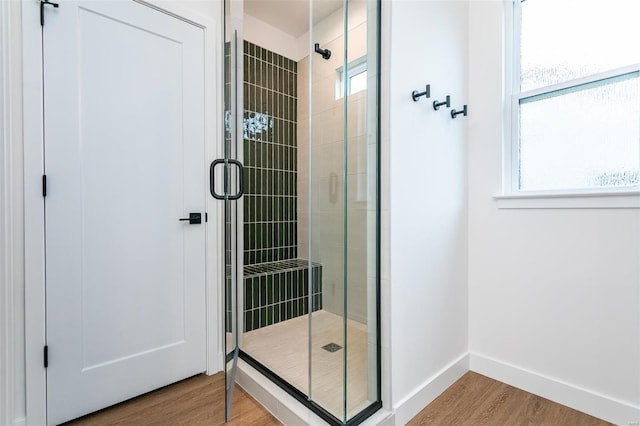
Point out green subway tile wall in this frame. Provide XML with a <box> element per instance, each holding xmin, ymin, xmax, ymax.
<box><xmin>243</xmin><ymin>40</ymin><xmax>298</xmax><ymax>266</ymax></box>
<box><xmin>224</xmin><ymin>41</ymin><xmax>323</xmax><ymax>333</ymax></box>
<box><xmin>241</xmin><ymin>42</ymin><xmax>322</xmax><ymax>332</ymax></box>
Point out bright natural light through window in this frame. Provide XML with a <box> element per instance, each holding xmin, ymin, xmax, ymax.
<box><xmin>336</xmin><ymin>58</ymin><xmax>367</xmax><ymax>99</ymax></box>
<box><xmin>511</xmin><ymin>0</ymin><xmax>640</xmax><ymax>193</ymax></box>
<box><xmin>349</xmin><ymin>69</ymin><xmax>367</xmax><ymax>94</ymax></box>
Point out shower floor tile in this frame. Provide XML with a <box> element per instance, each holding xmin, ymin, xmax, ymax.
<box><xmin>242</xmin><ymin>310</ymin><xmax>373</xmax><ymax>419</ymax></box>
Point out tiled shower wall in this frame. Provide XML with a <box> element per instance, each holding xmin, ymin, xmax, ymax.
<box><xmin>297</xmin><ymin>23</ymin><xmax>371</xmax><ymax>324</ymax></box>
<box><xmin>241</xmin><ymin>41</ymin><xmax>321</xmax><ymax>332</ymax></box>
<box><xmin>243</xmin><ymin>41</ymin><xmax>298</xmax><ymax>266</ymax></box>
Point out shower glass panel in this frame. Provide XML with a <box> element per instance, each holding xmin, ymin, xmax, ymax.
<box><xmin>309</xmin><ymin>0</ymin><xmax>379</xmax><ymax>421</ymax></box>
<box><xmin>345</xmin><ymin>0</ymin><xmax>379</xmax><ymax>419</ymax></box>
<box><xmin>222</xmin><ymin>0</ymin><xmax>244</xmax><ymax>420</ymax></box>
<box><xmin>222</xmin><ymin>0</ymin><xmax>380</xmax><ymax>423</ymax></box>
<box><xmin>239</xmin><ymin>25</ymin><xmax>310</xmax><ymax>398</ymax></box>
<box><xmin>308</xmin><ymin>0</ymin><xmax>346</xmax><ymax>416</ymax></box>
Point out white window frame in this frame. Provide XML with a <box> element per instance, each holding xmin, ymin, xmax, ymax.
<box><xmin>498</xmin><ymin>0</ymin><xmax>640</xmax><ymax>208</ymax></box>
<box><xmin>336</xmin><ymin>56</ymin><xmax>367</xmax><ymax>99</ymax></box>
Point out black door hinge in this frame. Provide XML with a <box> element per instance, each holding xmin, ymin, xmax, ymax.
<box><xmin>44</xmin><ymin>345</ymin><xmax>49</xmax><ymax>368</ymax></box>
<box><xmin>40</xmin><ymin>0</ymin><xmax>59</xmax><ymax>26</ymax></box>
<box><xmin>42</xmin><ymin>175</ymin><xmax>47</xmax><ymax>197</ymax></box>
<box><xmin>205</xmin><ymin>212</ymin><xmax>208</xmax><ymax>222</ymax></box>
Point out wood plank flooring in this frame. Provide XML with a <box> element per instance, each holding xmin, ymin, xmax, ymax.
<box><xmin>62</xmin><ymin>370</ymin><xmax>612</xmax><ymax>426</ymax></box>
<box><xmin>408</xmin><ymin>371</ymin><xmax>612</xmax><ymax>426</ymax></box>
<box><xmin>64</xmin><ymin>372</ymin><xmax>280</xmax><ymax>426</ymax></box>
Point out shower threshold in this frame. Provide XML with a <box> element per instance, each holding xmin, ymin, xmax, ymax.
<box><xmin>236</xmin><ymin>357</ymin><xmax>391</xmax><ymax>426</ymax></box>
<box><xmin>239</xmin><ymin>310</ymin><xmax>384</xmax><ymax>424</ymax></box>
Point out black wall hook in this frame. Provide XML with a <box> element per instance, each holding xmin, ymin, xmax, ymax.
<box><xmin>40</xmin><ymin>0</ymin><xmax>59</xmax><ymax>26</ymax></box>
<box><xmin>314</xmin><ymin>43</ymin><xmax>331</xmax><ymax>60</ymax></box>
<box><xmin>451</xmin><ymin>105</ymin><xmax>468</xmax><ymax>118</ymax></box>
<box><xmin>433</xmin><ymin>95</ymin><xmax>450</xmax><ymax>110</ymax></box>
<box><xmin>411</xmin><ymin>85</ymin><xmax>430</xmax><ymax>102</ymax></box>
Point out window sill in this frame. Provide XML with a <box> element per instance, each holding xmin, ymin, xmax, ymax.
<box><xmin>494</xmin><ymin>190</ymin><xmax>640</xmax><ymax>209</ymax></box>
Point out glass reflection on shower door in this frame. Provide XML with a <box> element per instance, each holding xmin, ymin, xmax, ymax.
<box><xmin>221</xmin><ymin>0</ymin><xmax>245</xmax><ymax>421</ymax></box>
<box><xmin>308</xmin><ymin>0</ymin><xmax>346</xmax><ymax>418</ymax></box>
<box><xmin>344</xmin><ymin>1</ymin><xmax>380</xmax><ymax>418</ymax></box>
<box><xmin>309</xmin><ymin>0</ymin><xmax>380</xmax><ymax>422</ymax></box>
<box><xmin>223</xmin><ymin>0</ymin><xmax>381</xmax><ymax>423</ymax></box>
<box><xmin>237</xmin><ymin>6</ymin><xmax>311</xmax><ymax>399</ymax></box>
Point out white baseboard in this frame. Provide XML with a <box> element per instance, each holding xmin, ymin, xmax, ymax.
<box><xmin>470</xmin><ymin>352</ymin><xmax>640</xmax><ymax>426</ymax></box>
<box><xmin>233</xmin><ymin>352</ymin><xmax>639</xmax><ymax>425</ymax></box>
<box><xmin>393</xmin><ymin>353</ymin><xmax>470</xmax><ymax>425</ymax></box>
<box><xmin>14</xmin><ymin>417</ymin><xmax>26</xmax><ymax>426</ymax></box>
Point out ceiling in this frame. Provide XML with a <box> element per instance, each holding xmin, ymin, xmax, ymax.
<box><xmin>244</xmin><ymin>0</ymin><xmax>344</xmax><ymax>38</ymax></box>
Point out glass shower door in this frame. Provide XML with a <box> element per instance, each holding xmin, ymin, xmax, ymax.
<box><xmin>219</xmin><ymin>0</ymin><xmax>244</xmax><ymax>420</ymax></box>
<box><xmin>237</xmin><ymin>22</ymin><xmax>311</xmax><ymax>399</ymax></box>
<box><xmin>308</xmin><ymin>0</ymin><xmax>380</xmax><ymax>422</ymax></box>
<box><xmin>307</xmin><ymin>0</ymin><xmax>347</xmax><ymax>418</ymax></box>
<box><xmin>221</xmin><ymin>0</ymin><xmax>381</xmax><ymax>423</ymax></box>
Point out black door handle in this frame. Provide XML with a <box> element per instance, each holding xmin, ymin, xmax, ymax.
<box><xmin>227</xmin><ymin>159</ymin><xmax>244</xmax><ymax>200</ymax></box>
<box><xmin>179</xmin><ymin>212</ymin><xmax>201</xmax><ymax>224</ymax></box>
<box><xmin>210</xmin><ymin>159</ymin><xmax>225</xmax><ymax>200</ymax></box>
<box><xmin>210</xmin><ymin>159</ymin><xmax>244</xmax><ymax>200</ymax></box>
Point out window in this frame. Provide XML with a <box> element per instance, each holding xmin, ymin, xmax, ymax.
<box><xmin>336</xmin><ymin>57</ymin><xmax>367</xmax><ymax>99</ymax></box>
<box><xmin>508</xmin><ymin>0</ymin><xmax>640</xmax><ymax>194</ymax></box>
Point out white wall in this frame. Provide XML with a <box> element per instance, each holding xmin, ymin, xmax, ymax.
<box><xmin>174</xmin><ymin>0</ymin><xmax>218</xmax><ymax>19</ymax></box>
<box><xmin>243</xmin><ymin>13</ymin><xmax>306</xmax><ymax>61</ymax></box>
<box><xmin>387</xmin><ymin>1</ymin><xmax>469</xmax><ymax>423</ymax></box>
<box><xmin>467</xmin><ymin>2</ymin><xmax>640</xmax><ymax>424</ymax></box>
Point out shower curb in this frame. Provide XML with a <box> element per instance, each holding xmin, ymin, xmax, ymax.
<box><xmin>235</xmin><ymin>359</ymin><xmax>325</xmax><ymax>425</ymax></box>
<box><xmin>235</xmin><ymin>359</ymin><xmax>394</xmax><ymax>425</ymax></box>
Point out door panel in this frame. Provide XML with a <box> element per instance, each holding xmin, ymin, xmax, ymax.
<box><xmin>44</xmin><ymin>2</ymin><xmax>206</xmax><ymax>424</ymax></box>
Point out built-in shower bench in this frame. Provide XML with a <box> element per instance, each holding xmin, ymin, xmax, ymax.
<box><xmin>243</xmin><ymin>259</ymin><xmax>322</xmax><ymax>332</ymax></box>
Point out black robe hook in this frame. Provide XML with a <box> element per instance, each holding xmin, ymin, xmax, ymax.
<box><xmin>314</xmin><ymin>43</ymin><xmax>331</xmax><ymax>60</ymax></box>
<box><xmin>451</xmin><ymin>105</ymin><xmax>468</xmax><ymax>119</ymax></box>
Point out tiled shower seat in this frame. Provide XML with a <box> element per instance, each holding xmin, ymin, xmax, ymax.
<box><xmin>243</xmin><ymin>259</ymin><xmax>322</xmax><ymax>332</ymax></box>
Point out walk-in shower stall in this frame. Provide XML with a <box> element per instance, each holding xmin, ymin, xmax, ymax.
<box><xmin>213</xmin><ymin>0</ymin><xmax>381</xmax><ymax>423</ymax></box>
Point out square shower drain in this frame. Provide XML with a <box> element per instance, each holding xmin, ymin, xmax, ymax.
<box><xmin>321</xmin><ymin>342</ymin><xmax>342</xmax><ymax>353</ymax></box>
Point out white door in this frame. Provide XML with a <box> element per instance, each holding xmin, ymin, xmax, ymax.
<box><xmin>43</xmin><ymin>2</ymin><xmax>207</xmax><ymax>424</ymax></box>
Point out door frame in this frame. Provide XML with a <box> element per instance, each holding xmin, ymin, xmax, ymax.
<box><xmin>22</xmin><ymin>1</ymin><xmax>224</xmax><ymax>424</ymax></box>
<box><xmin>0</xmin><ymin>1</ymin><xmax>24</xmax><ymax>425</ymax></box>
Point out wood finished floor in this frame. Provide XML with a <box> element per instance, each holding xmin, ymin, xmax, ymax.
<box><xmin>64</xmin><ymin>372</ymin><xmax>280</xmax><ymax>426</ymax></box>
<box><xmin>408</xmin><ymin>371</ymin><xmax>613</xmax><ymax>426</ymax></box>
<box><xmin>62</xmin><ymin>370</ymin><xmax>613</xmax><ymax>426</ymax></box>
